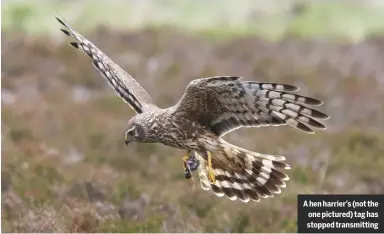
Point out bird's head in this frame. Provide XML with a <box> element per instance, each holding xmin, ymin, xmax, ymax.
<box><xmin>124</xmin><ymin>116</ymin><xmax>147</xmax><ymax>145</ymax></box>
<box><xmin>124</xmin><ymin>113</ymin><xmax>160</xmax><ymax>145</ymax></box>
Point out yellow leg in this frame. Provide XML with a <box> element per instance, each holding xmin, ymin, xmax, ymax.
<box><xmin>207</xmin><ymin>152</ymin><xmax>216</xmax><ymax>183</ymax></box>
<box><xmin>182</xmin><ymin>152</ymin><xmax>190</xmax><ymax>171</ymax></box>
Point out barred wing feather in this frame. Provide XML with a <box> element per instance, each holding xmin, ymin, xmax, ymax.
<box><xmin>56</xmin><ymin>16</ymin><xmax>155</xmax><ymax>114</ymax></box>
<box><xmin>174</xmin><ymin>76</ymin><xmax>329</xmax><ymax>137</ymax></box>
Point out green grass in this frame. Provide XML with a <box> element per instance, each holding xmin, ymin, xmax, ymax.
<box><xmin>2</xmin><ymin>0</ymin><xmax>384</xmax><ymax>41</ymax></box>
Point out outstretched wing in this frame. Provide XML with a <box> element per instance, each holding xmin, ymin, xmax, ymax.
<box><xmin>56</xmin><ymin>16</ymin><xmax>155</xmax><ymax>114</ymax></box>
<box><xmin>172</xmin><ymin>76</ymin><xmax>329</xmax><ymax>137</ymax></box>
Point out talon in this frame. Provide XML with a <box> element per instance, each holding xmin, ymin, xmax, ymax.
<box><xmin>182</xmin><ymin>151</ymin><xmax>192</xmax><ymax>179</ymax></box>
<box><xmin>182</xmin><ymin>151</ymin><xmax>197</xmax><ymax>189</ymax></box>
<box><xmin>184</xmin><ymin>170</ymin><xmax>192</xmax><ymax>179</ymax></box>
<box><xmin>187</xmin><ymin>153</ymin><xmax>200</xmax><ymax>171</ymax></box>
<box><xmin>207</xmin><ymin>152</ymin><xmax>216</xmax><ymax>183</ymax></box>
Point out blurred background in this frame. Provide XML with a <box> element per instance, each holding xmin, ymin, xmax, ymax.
<box><xmin>2</xmin><ymin>0</ymin><xmax>384</xmax><ymax>232</ymax></box>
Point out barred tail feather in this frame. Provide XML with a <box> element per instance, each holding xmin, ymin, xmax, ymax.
<box><xmin>194</xmin><ymin>142</ymin><xmax>290</xmax><ymax>203</ymax></box>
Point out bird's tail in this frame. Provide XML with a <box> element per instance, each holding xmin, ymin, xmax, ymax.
<box><xmin>195</xmin><ymin>141</ymin><xmax>290</xmax><ymax>203</ymax></box>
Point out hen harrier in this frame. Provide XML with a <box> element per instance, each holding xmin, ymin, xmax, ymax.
<box><xmin>57</xmin><ymin>16</ymin><xmax>329</xmax><ymax>203</ymax></box>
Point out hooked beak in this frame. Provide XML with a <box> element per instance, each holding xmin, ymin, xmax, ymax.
<box><xmin>125</xmin><ymin>138</ymin><xmax>133</xmax><ymax>145</ymax></box>
<box><xmin>124</xmin><ymin>133</ymin><xmax>133</xmax><ymax>145</ymax></box>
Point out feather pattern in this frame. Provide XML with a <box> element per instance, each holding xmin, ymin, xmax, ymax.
<box><xmin>193</xmin><ymin>141</ymin><xmax>290</xmax><ymax>203</ymax></box>
<box><xmin>173</xmin><ymin>76</ymin><xmax>329</xmax><ymax>136</ymax></box>
<box><xmin>56</xmin><ymin>16</ymin><xmax>155</xmax><ymax>114</ymax></box>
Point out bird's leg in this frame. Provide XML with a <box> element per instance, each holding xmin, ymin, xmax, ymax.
<box><xmin>182</xmin><ymin>151</ymin><xmax>197</xmax><ymax>190</ymax></box>
<box><xmin>182</xmin><ymin>152</ymin><xmax>189</xmax><ymax>170</ymax></box>
<box><xmin>207</xmin><ymin>151</ymin><xmax>216</xmax><ymax>183</ymax></box>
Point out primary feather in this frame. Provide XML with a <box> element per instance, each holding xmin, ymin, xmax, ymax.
<box><xmin>173</xmin><ymin>76</ymin><xmax>329</xmax><ymax>137</ymax></box>
<box><xmin>56</xmin><ymin>16</ymin><xmax>155</xmax><ymax>113</ymax></box>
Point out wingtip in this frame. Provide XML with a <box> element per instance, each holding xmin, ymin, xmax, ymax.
<box><xmin>286</xmin><ymin>85</ymin><xmax>300</xmax><ymax>92</ymax></box>
<box><xmin>56</xmin><ymin>16</ymin><xmax>65</xmax><ymax>27</ymax></box>
<box><xmin>60</xmin><ymin>28</ymin><xmax>70</xmax><ymax>36</ymax></box>
<box><xmin>297</xmin><ymin>122</ymin><xmax>315</xmax><ymax>134</ymax></box>
<box><xmin>55</xmin><ymin>10</ymin><xmax>69</xmax><ymax>28</ymax></box>
<box><xmin>312</xmin><ymin>109</ymin><xmax>330</xmax><ymax>120</ymax></box>
<box><xmin>69</xmin><ymin>42</ymin><xmax>79</xmax><ymax>49</ymax></box>
<box><xmin>317</xmin><ymin>100</ymin><xmax>325</xmax><ymax>106</ymax></box>
<box><xmin>306</xmin><ymin>98</ymin><xmax>324</xmax><ymax>106</ymax></box>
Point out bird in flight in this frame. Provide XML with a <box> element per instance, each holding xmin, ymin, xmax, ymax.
<box><xmin>56</xmin><ymin>16</ymin><xmax>329</xmax><ymax>203</ymax></box>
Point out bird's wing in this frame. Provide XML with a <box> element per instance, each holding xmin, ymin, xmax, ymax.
<box><xmin>172</xmin><ymin>76</ymin><xmax>329</xmax><ymax>137</ymax></box>
<box><xmin>56</xmin><ymin>16</ymin><xmax>155</xmax><ymax>114</ymax></box>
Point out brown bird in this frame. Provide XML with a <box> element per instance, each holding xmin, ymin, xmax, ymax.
<box><xmin>56</xmin><ymin>16</ymin><xmax>329</xmax><ymax>203</ymax></box>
